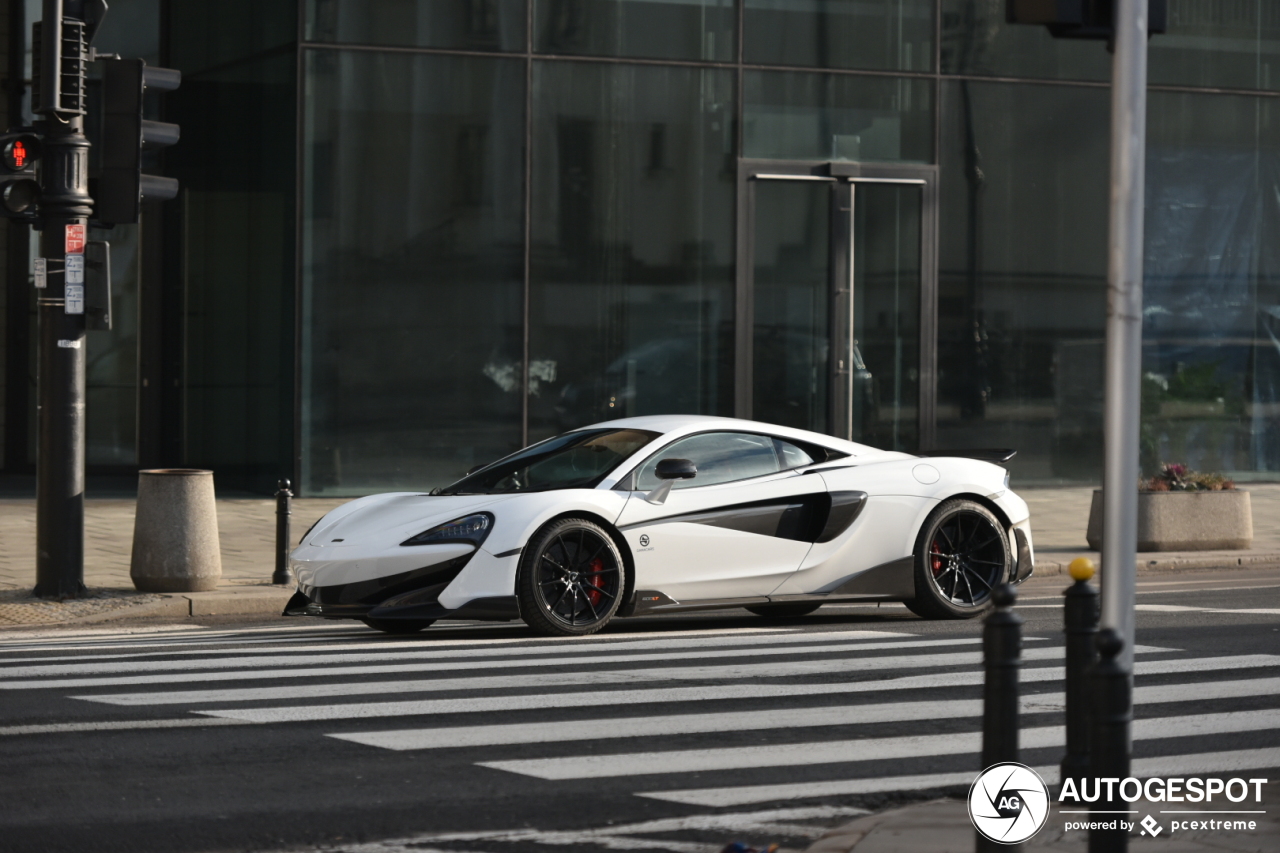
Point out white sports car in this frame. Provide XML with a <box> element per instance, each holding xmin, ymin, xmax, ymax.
<box><xmin>284</xmin><ymin>415</ymin><xmax>1034</xmax><ymax>635</ymax></box>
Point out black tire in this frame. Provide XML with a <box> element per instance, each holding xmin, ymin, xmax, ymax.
<box><xmin>518</xmin><ymin>518</ymin><xmax>626</xmax><ymax>636</ymax></box>
<box><xmin>745</xmin><ymin>602</ymin><xmax>822</xmax><ymax>618</ymax></box>
<box><xmin>906</xmin><ymin>499</ymin><xmax>1012</xmax><ymax>620</ymax></box>
<box><xmin>361</xmin><ymin>617</ymin><xmax>435</xmax><ymax>634</ymax></box>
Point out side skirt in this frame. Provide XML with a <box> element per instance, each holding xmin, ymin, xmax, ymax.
<box><xmin>621</xmin><ymin>555</ymin><xmax>919</xmax><ymax>616</ymax></box>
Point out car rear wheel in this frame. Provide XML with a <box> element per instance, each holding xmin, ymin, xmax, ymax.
<box><xmin>361</xmin><ymin>617</ymin><xmax>435</xmax><ymax>634</ymax></box>
<box><xmin>518</xmin><ymin>518</ymin><xmax>626</xmax><ymax>636</ymax></box>
<box><xmin>906</xmin><ymin>499</ymin><xmax>1012</xmax><ymax>620</ymax></box>
<box><xmin>745</xmin><ymin>602</ymin><xmax>822</xmax><ymax>618</ymax></box>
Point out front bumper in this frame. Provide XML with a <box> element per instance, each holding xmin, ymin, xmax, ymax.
<box><xmin>1012</xmin><ymin>519</ymin><xmax>1035</xmax><ymax>582</ymax></box>
<box><xmin>283</xmin><ymin>550</ymin><xmax>520</xmax><ymax>623</ymax></box>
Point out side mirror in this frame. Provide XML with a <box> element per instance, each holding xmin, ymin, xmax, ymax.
<box><xmin>655</xmin><ymin>458</ymin><xmax>697</xmax><ymax>481</ymax></box>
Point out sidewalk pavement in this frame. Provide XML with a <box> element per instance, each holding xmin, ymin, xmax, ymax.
<box><xmin>805</xmin><ymin>798</ymin><xmax>1278</xmax><ymax>852</ymax></box>
<box><xmin>0</xmin><ymin>484</ymin><xmax>1277</xmax><ymax>627</ymax></box>
<box><xmin>0</xmin><ymin>496</ymin><xmax>344</xmax><ymax>628</ymax></box>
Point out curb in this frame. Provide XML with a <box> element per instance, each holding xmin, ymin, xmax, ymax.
<box><xmin>186</xmin><ymin>588</ymin><xmax>295</xmax><ymax>617</ymax></box>
<box><xmin>803</xmin><ymin>799</ymin><xmax>962</xmax><ymax>850</ymax></box>
<box><xmin>1035</xmin><ymin>551</ymin><xmax>1280</xmax><ymax>576</ymax></box>
<box><xmin>0</xmin><ymin>586</ymin><xmax>294</xmax><ymax>629</ymax></box>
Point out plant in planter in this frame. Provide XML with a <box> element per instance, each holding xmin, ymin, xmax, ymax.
<box><xmin>1141</xmin><ymin>463</ymin><xmax>1235</xmax><ymax>493</ymax></box>
<box><xmin>1086</xmin><ymin>462</ymin><xmax>1252</xmax><ymax>552</ymax></box>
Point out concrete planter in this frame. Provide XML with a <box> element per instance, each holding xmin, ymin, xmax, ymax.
<box><xmin>1086</xmin><ymin>489</ymin><xmax>1253</xmax><ymax>552</ymax></box>
<box><xmin>130</xmin><ymin>469</ymin><xmax>223</xmax><ymax>592</ymax></box>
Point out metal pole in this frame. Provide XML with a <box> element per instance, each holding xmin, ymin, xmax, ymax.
<box><xmin>273</xmin><ymin>478</ymin><xmax>293</xmax><ymax>585</ymax></box>
<box><xmin>33</xmin><ymin>0</ymin><xmax>91</xmax><ymax>599</ymax></box>
<box><xmin>1101</xmin><ymin>0</ymin><xmax>1147</xmax><ymax>672</ymax></box>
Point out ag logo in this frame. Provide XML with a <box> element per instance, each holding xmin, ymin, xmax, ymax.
<box><xmin>638</xmin><ymin>534</ymin><xmax>650</xmax><ymax>547</ymax></box>
<box><xmin>968</xmin><ymin>762</ymin><xmax>1050</xmax><ymax>844</ymax></box>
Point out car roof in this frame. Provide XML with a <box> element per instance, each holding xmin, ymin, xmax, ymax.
<box><xmin>578</xmin><ymin>414</ymin><xmax>874</xmax><ymax>457</ymax></box>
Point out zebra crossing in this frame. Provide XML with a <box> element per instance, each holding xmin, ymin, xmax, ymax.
<box><xmin>1</xmin><ymin>618</ymin><xmax>1278</xmax><ymax>853</ymax></box>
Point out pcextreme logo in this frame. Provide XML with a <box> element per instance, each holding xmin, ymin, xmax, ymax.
<box><xmin>969</xmin><ymin>763</ymin><xmax>1052</xmax><ymax>844</ymax></box>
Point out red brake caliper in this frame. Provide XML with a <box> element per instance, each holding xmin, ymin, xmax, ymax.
<box><xmin>585</xmin><ymin>557</ymin><xmax>605</xmax><ymax>605</ymax></box>
<box><xmin>930</xmin><ymin>539</ymin><xmax>945</xmax><ymax>576</ymax></box>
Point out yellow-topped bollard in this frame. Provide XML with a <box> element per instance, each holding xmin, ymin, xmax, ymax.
<box><xmin>1069</xmin><ymin>556</ymin><xmax>1096</xmax><ymax>582</ymax></box>
<box><xmin>1061</xmin><ymin>555</ymin><xmax>1099</xmax><ymax>789</ymax></box>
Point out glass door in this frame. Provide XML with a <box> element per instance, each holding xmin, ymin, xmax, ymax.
<box><xmin>751</xmin><ymin>179</ymin><xmax>833</xmax><ymax>434</ymax></box>
<box><xmin>742</xmin><ymin>166</ymin><xmax>933</xmax><ymax>451</ymax></box>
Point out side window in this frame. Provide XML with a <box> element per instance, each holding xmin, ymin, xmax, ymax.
<box><xmin>775</xmin><ymin>439</ymin><xmax>815</xmax><ymax>470</ymax></box>
<box><xmin>635</xmin><ymin>433</ymin><xmax>781</xmax><ymax>491</ymax></box>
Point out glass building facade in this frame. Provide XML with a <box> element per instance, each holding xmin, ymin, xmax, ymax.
<box><xmin>2</xmin><ymin>1</ymin><xmax>1279</xmax><ymax>494</ymax></box>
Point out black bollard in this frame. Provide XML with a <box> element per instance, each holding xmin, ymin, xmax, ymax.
<box><xmin>273</xmin><ymin>478</ymin><xmax>294</xmax><ymax>585</ymax></box>
<box><xmin>1088</xmin><ymin>628</ymin><xmax>1132</xmax><ymax>853</ymax></box>
<box><xmin>977</xmin><ymin>584</ymin><xmax>1023</xmax><ymax>853</ymax></box>
<box><xmin>1061</xmin><ymin>558</ymin><xmax>1100</xmax><ymax>788</ymax></box>
<box><xmin>982</xmin><ymin>583</ymin><xmax>1023</xmax><ymax>768</ymax></box>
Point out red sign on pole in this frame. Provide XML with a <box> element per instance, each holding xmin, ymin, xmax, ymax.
<box><xmin>65</xmin><ymin>224</ymin><xmax>86</xmax><ymax>255</ymax></box>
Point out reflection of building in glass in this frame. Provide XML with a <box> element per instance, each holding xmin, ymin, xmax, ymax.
<box><xmin>2</xmin><ymin>0</ymin><xmax>1279</xmax><ymax>494</ymax></box>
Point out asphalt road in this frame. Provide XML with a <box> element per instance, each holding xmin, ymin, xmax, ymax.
<box><xmin>0</xmin><ymin>567</ymin><xmax>1277</xmax><ymax>853</ymax></box>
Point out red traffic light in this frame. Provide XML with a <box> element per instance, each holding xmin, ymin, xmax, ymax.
<box><xmin>1</xmin><ymin>135</ymin><xmax>40</xmax><ymax>172</ymax></box>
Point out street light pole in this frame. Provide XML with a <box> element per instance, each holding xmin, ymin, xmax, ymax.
<box><xmin>1101</xmin><ymin>0</ymin><xmax>1148</xmax><ymax>670</ymax></box>
<box><xmin>32</xmin><ymin>0</ymin><xmax>92</xmax><ymax>598</ymax></box>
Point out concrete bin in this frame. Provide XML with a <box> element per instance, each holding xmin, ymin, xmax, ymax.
<box><xmin>1086</xmin><ymin>489</ymin><xmax>1253</xmax><ymax>552</ymax></box>
<box><xmin>130</xmin><ymin>469</ymin><xmax>223</xmax><ymax>592</ymax></box>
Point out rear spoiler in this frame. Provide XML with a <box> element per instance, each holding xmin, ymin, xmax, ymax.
<box><xmin>918</xmin><ymin>448</ymin><xmax>1017</xmax><ymax>464</ymax></box>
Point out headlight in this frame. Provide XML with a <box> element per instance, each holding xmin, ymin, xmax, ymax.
<box><xmin>400</xmin><ymin>512</ymin><xmax>493</xmax><ymax>547</ymax></box>
<box><xmin>1004</xmin><ymin>470</ymin><xmax>1011</xmax><ymax>488</ymax></box>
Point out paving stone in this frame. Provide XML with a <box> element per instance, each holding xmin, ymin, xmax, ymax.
<box><xmin>0</xmin><ymin>588</ymin><xmax>170</xmax><ymax>627</ymax></box>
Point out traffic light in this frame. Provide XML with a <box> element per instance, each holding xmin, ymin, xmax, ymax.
<box><xmin>0</xmin><ymin>131</ymin><xmax>42</xmax><ymax>218</ymax></box>
<box><xmin>1006</xmin><ymin>0</ymin><xmax>1166</xmax><ymax>41</ymax></box>
<box><xmin>94</xmin><ymin>57</ymin><xmax>181</xmax><ymax>226</ymax></box>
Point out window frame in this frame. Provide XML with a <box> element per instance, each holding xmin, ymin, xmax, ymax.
<box><xmin>615</xmin><ymin>429</ymin><xmax>848</xmax><ymax>492</ymax></box>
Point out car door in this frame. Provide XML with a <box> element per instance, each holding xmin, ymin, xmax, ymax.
<box><xmin>614</xmin><ymin>432</ymin><xmax>830</xmax><ymax>602</ymax></box>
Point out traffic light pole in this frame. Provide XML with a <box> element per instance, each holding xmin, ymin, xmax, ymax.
<box><xmin>33</xmin><ymin>0</ymin><xmax>91</xmax><ymax>598</ymax></box>
<box><xmin>1101</xmin><ymin>0</ymin><xmax>1148</xmax><ymax>672</ymax></box>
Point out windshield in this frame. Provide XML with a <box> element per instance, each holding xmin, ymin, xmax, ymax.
<box><xmin>436</xmin><ymin>429</ymin><xmax>660</xmax><ymax>495</ymax></box>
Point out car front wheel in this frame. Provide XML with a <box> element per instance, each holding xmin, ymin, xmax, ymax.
<box><xmin>518</xmin><ymin>517</ymin><xmax>626</xmax><ymax>636</ymax></box>
<box><xmin>905</xmin><ymin>499</ymin><xmax>1012</xmax><ymax>620</ymax></box>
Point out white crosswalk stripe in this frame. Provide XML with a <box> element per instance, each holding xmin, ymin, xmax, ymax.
<box><xmin>639</xmin><ymin>748</ymin><xmax>1280</xmax><ymax>807</ymax></box>
<box><xmin>6</xmin><ymin>638</ymin><xmax>1190</xmax><ymax>691</ymax></box>
<box><xmin>74</xmin><ymin>654</ymin><xmax>1278</xmax><ymax>708</ymax></box>
<box><xmin>2</xmin><ymin>619</ymin><xmax>1277</xmax><ymax>853</ymax></box>
<box><xmin>329</xmin><ymin>678</ymin><xmax>1280</xmax><ymax>751</ymax></box>
<box><xmin>0</xmin><ymin>626</ymin><xmax>813</xmax><ymax>664</ymax></box>
<box><xmin>478</xmin><ymin>709</ymin><xmax>1280</xmax><ymax>780</ymax></box>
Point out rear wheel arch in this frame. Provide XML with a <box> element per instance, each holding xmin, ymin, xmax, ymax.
<box><xmin>943</xmin><ymin>491</ymin><xmax>1013</xmax><ymax>531</ymax></box>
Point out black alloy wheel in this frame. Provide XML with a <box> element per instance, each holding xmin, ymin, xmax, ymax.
<box><xmin>362</xmin><ymin>617</ymin><xmax>435</xmax><ymax>634</ymax></box>
<box><xmin>906</xmin><ymin>499</ymin><xmax>1012</xmax><ymax>620</ymax></box>
<box><xmin>518</xmin><ymin>517</ymin><xmax>626</xmax><ymax>636</ymax></box>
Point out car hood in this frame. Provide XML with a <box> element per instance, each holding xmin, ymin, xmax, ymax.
<box><xmin>304</xmin><ymin>493</ymin><xmax>520</xmax><ymax>547</ymax></box>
